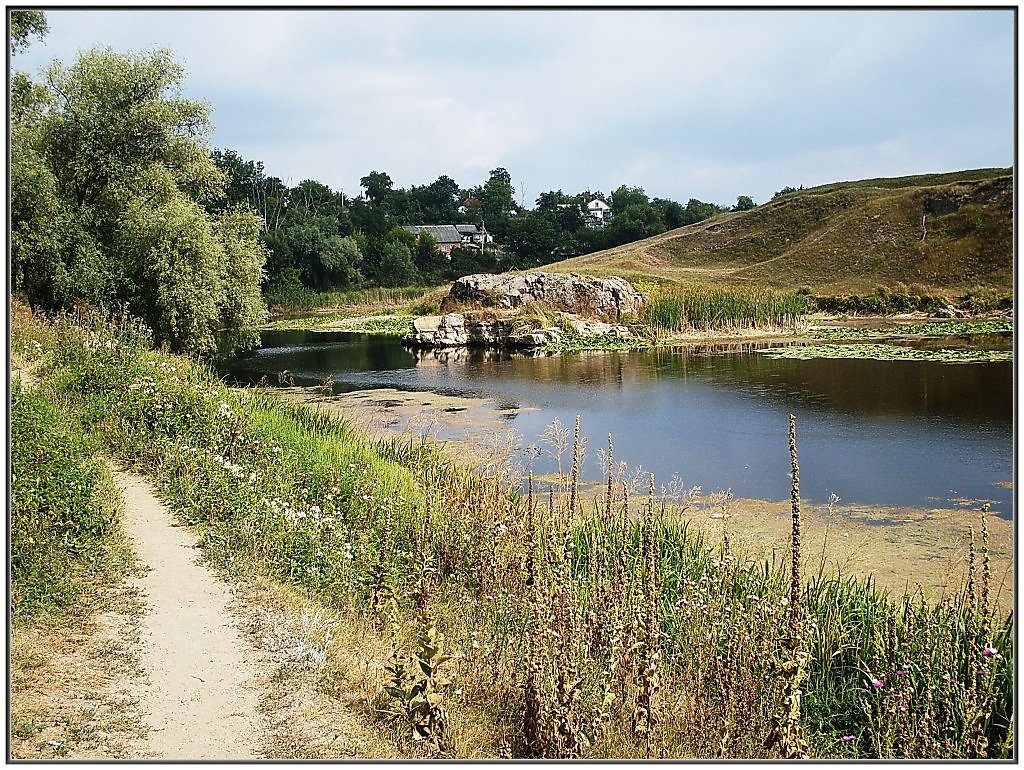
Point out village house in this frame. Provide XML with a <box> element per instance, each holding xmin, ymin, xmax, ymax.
<box><xmin>402</xmin><ymin>225</ymin><xmax>463</xmax><ymax>256</ymax></box>
<box><xmin>457</xmin><ymin>196</ymin><xmax>482</xmax><ymax>214</ymax></box>
<box><xmin>585</xmin><ymin>197</ymin><xmax>613</xmax><ymax>229</ymax></box>
<box><xmin>456</xmin><ymin>223</ymin><xmax>493</xmax><ymax>249</ymax></box>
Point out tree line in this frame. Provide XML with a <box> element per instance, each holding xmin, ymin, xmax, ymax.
<box><xmin>210</xmin><ymin>149</ymin><xmax>740</xmax><ymax>295</ymax></box>
<box><xmin>9</xmin><ymin>14</ymin><xmax>757</xmax><ymax>355</ymax></box>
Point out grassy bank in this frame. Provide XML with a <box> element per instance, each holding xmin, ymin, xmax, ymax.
<box><xmin>10</xmin><ymin>316</ymin><xmax>142</xmax><ymax>758</ymax></box>
<box><xmin>12</xmin><ymin>300</ymin><xmax>1013</xmax><ymax>759</ymax></box>
<box><xmin>10</xmin><ymin>372</ymin><xmax>128</xmax><ymax>617</ymax></box>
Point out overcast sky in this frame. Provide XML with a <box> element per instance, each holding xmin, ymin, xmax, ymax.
<box><xmin>11</xmin><ymin>7</ymin><xmax>1014</xmax><ymax>207</ymax></box>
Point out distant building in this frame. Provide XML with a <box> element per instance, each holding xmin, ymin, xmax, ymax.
<box><xmin>457</xmin><ymin>196</ymin><xmax>482</xmax><ymax>214</ymax></box>
<box><xmin>402</xmin><ymin>225</ymin><xmax>463</xmax><ymax>256</ymax></box>
<box><xmin>455</xmin><ymin>223</ymin><xmax>493</xmax><ymax>249</ymax></box>
<box><xmin>585</xmin><ymin>197</ymin><xmax>613</xmax><ymax>229</ymax></box>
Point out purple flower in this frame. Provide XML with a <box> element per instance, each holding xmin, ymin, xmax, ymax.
<box><xmin>871</xmin><ymin>678</ymin><xmax>884</xmax><ymax>689</ymax></box>
<box><xmin>842</xmin><ymin>735</ymin><xmax>856</xmax><ymax>743</ymax></box>
<box><xmin>983</xmin><ymin>645</ymin><xmax>998</xmax><ymax>658</ymax></box>
<box><xmin>895</xmin><ymin>669</ymin><xmax>906</xmax><ymax>677</ymax></box>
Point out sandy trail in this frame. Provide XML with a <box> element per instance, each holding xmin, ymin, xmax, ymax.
<box><xmin>114</xmin><ymin>469</ymin><xmax>265</xmax><ymax>760</ymax></box>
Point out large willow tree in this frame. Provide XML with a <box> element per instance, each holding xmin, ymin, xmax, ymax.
<box><xmin>11</xmin><ymin>46</ymin><xmax>267</xmax><ymax>355</ymax></box>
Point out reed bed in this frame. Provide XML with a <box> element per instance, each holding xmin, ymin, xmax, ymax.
<box><xmin>11</xmin><ymin>300</ymin><xmax>1013</xmax><ymax>759</ymax></box>
<box><xmin>640</xmin><ymin>283</ymin><xmax>809</xmax><ymax>334</ymax></box>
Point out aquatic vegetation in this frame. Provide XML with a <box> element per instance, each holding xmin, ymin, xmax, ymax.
<box><xmin>328</xmin><ymin>315</ymin><xmax>418</xmax><ymax>336</ymax></box>
<box><xmin>810</xmin><ymin>319</ymin><xmax>1013</xmax><ymax>341</ymax></box>
<box><xmin>761</xmin><ymin>343</ymin><xmax>1012</xmax><ymax>363</ymax></box>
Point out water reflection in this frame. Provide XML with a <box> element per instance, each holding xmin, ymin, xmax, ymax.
<box><xmin>218</xmin><ymin>330</ymin><xmax>1013</xmax><ymax>516</ymax></box>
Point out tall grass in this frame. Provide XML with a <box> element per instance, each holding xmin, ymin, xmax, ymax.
<box><xmin>640</xmin><ymin>283</ymin><xmax>809</xmax><ymax>334</ymax></box>
<box><xmin>9</xmin><ymin>379</ymin><xmax>123</xmax><ymax>616</ymax></box>
<box><xmin>12</xmin><ymin>299</ymin><xmax>1012</xmax><ymax>759</ymax></box>
<box><xmin>266</xmin><ymin>284</ymin><xmax>437</xmax><ymax>313</ymax></box>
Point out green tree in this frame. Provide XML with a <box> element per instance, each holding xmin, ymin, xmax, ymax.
<box><xmin>603</xmin><ymin>202</ymin><xmax>666</xmax><ymax>247</ymax></box>
<box><xmin>209</xmin><ymin>148</ymin><xmax>264</xmax><ymax>212</ymax></box>
<box><xmin>680</xmin><ymin>198</ymin><xmax>724</xmax><ymax>225</ymax></box>
<box><xmin>376</xmin><ymin>238</ymin><xmax>417</xmax><ymax>287</ymax></box>
<box><xmin>360</xmin><ymin>170</ymin><xmax>394</xmax><ymax>205</ymax></box>
<box><xmin>609</xmin><ymin>185</ymin><xmax>649</xmax><ymax>214</ymax></box>
<box><xmin>10</xmin><ymin>10</ymin><xmax>48</xmax><ymax>54</ymax></box>
<box><xmin>652</xmin><ymin>197</ymin><xmax>686</xmax><ymax>229</ymax></box>
<box><xmin>504</xmin><ymin>214</ymin><xmax>559</xmax><ymax>268</ymax></box>
<box><xmin>481</xmin><ymin>167</ymin><xmax>515</xmax><ymax>238</ymax></box>
<box><xmin>413</xmin><ymin>231</ymin><xmax>447</xmax><ymax>278</ymax></box>
<box><xmin>280</xmin><ymin>216</ymin><xmax>360</xmax><ymax>290</ymax></box>
<box><xmin>10</xmin><ymin>47</ymin><xmax>266</xmax><ymax>355</ymax></box>
<box><xmin>734</xmin><ymin>195</ymin><xmax>756</xmax><ymax>211</ymax></box>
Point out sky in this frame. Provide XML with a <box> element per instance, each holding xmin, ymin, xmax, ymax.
<box><xmin>11</xmin><ymin>7</ymin><xmax>1015</xmax><ymax>208</ymax></box>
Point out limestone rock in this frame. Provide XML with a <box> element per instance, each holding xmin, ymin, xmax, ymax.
<box><xmin>442</xmin><ymin>272</ymin><xmax>646</xmax><ymax>320</ymax></box>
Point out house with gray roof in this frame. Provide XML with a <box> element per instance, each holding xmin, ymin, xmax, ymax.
<box><xmin>402</xmin><ymin>225</ymin><xmax>463</xmax><ymax>256</ymax></box>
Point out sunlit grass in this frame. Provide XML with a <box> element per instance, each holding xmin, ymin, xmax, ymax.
<box><xmin>639</xmin><ymin>283</ymin><xmax>809</xmax><ymax>335</ymax></box>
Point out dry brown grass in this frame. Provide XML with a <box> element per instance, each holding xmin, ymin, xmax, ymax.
<box><xmin>9</xmin><ymin>574</ymin><xmax>146</xmax><ymax>759</ymax></box>
<box><xmin>550</xmin><ymin>173</ymin><xmax>1012</xmax><ymax>296</ymax></box>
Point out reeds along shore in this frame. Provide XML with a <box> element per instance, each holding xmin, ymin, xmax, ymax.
<box><xmin>638</xmin><ymin>283</ymin><xmax>810</xmax><ymax>334</ymax></box>
<box><xmin>9</xmin><ymin>300</ymin><xmax>1013</xmax><ymax>759</ymax></box>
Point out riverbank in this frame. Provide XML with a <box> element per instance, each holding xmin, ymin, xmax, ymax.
<box><xmin>12</xmin><ymin>303</ymin><xmax>1013</xmax><ymax>758</ymax></box>
<box><xmin>268</xmin><ymin>383</ymin><xmax>1013</xmax><ymax>610</ymax></box>
<box><xmin>266</xmin><ymin>308</ymin><xmax>1012</xmax><ymax>360</ymax></box>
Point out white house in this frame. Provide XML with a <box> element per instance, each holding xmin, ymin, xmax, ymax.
<box><xmin>455</xmin><ymin>223</ymin><xmax>493</xmax><ymax>249</ymax></box>
<box><xmin>585</xmin><ymin>197</ymin><xmax>613</xmax><ymax>228</ymax></box>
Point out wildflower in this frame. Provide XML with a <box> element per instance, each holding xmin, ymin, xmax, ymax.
<box><xmin>842</xmin><ymin>735</ymin><xmax>856</xmax><ymax>743</ymax></box>
<box><xmin>983</xmin><ymin>645</ymin><xmax>999</xmax><ymax>658</ymax></box>
<box><xmin>895</xmin><ymin>669</ymin><xmax>906</xmax><ymax>677</ymax></box>
<box><xmin>870</xmin><ymin>678</ymin><xmax>884</xmax><ymax>689</ymax></box>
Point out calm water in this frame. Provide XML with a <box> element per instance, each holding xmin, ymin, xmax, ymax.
<box><xmin>219</xmin><ymin>330</ymin><xmax>1014</xmax><ymax>518</ymax></box>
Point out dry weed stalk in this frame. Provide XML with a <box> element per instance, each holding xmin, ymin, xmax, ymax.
<box><xmin>632</xmin><ymin>475</ymin><xmax>662</xmax><ymax>757</ymax></box>
<box><xmin>765</xmin><ymin>414</ymin><xmax>809</xmax><ymax>759</ymax></box>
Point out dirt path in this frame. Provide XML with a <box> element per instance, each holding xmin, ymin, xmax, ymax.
<box><xmin>114</xmin><ymin>469</ymin><xmax>266</xmax><ymax>759</ymax></box>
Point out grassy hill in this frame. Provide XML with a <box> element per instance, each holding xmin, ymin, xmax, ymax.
<box><xmin>550</xmin><ymin>168</ymin><xmax>1013</xmax><ymax>296</ymax></box>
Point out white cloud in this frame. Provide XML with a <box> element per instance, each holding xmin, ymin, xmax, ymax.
<box><xmin>13</xmin><ymin>8</ymin><xmax>1013</xmax><ymax>205</ymax></box>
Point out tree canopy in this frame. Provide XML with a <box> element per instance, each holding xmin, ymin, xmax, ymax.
<box><xmin>11</xmin><ymin>47</ymin><xmax>267</xmax><ymax>355</ymax></box>
<box><xmin>9</xmin><ymin>10</ymin><xmax>48</xmax><ymax>54</ymax></box>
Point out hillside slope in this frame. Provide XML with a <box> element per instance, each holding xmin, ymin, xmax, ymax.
<box><xmin>551</xmin><ymin>169</ymin><xmax>1013</xmax><ymax>295</ymax></box>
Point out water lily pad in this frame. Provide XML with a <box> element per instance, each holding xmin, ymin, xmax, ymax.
<box><xmin>761</xmin><ymin>343</ymin><xmax>1013</xmax><ymax>363</ymax></box>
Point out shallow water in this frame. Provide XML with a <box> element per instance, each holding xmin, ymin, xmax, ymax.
<box><xmin>219</xmin><ymin>330</ymin><xmax>1014</xmax><ymax>518</ymax></box>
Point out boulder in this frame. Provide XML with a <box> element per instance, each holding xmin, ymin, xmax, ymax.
<box><xmin>405</xmin><ymin>313</ymin><xmax>515</xmax><ymax>349</ymax></box>
<box><xmin>403</xmin><ymin>307</ymin><xmax>638</xmax><ymax>351</ymax></box>
<box><xmin>443</xmin><ymin>272</ymin><xmax>645</xmax><ymax>320</ymax></box>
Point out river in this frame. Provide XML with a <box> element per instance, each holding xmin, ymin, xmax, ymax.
<box><xmin>218</xmin><ymin>329</ymin><xmax>1014</xmax><ymax>519</ymax></box>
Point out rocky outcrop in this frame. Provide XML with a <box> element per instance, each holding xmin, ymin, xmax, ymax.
<box><xmin>402</xmin><ymin>312</ymin><xmax>634</xmax><ymax>350</ymax></box>
<box><xmin>442</xmin><ymin>272</ymin><xmax>646</xmax><ymax>320</ymax></box>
